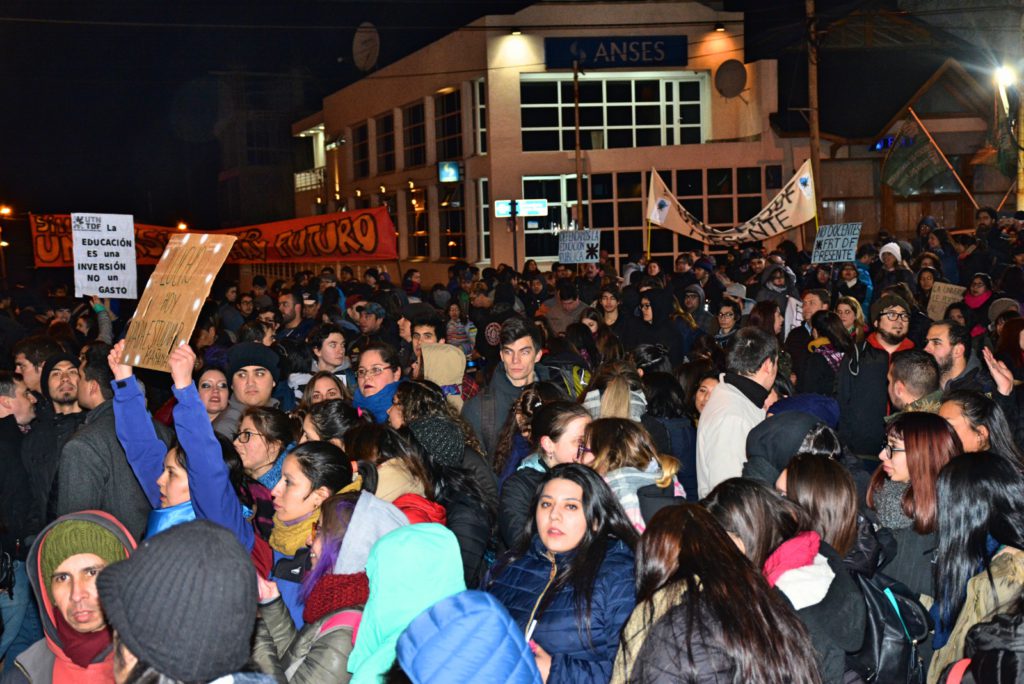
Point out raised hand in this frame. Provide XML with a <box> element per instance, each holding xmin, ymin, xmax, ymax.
<box><xmin>982</xmin><ymin>347</ymin><xmax>1014</xmax><ymax>397</ymax></box>
<box><xmin>108</xmin><ymin>339</ymin><xmax>133</xmax><ymax>381</ymax></box>
<box><xmin>168</xmin><ymin>344</ymin><xmax>197</xmax><ymax>390</ymax></box>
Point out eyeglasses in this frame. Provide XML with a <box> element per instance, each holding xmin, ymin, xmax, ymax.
<box><xmin>235</xmin><ymin>430</ymin><xmax>264</xmax><ymax>444</ymax></box>
<box><xmin>718</xmin><ymin>311</ymin><xmax>736</xmax><ymax>319</ymax></box>
<box><xmin>881</xmin><ymin>443</ymin><xmax>905</xmax><ymax>459</ymax></box>
<box><xmin>639</xmin><ymin>303</ymin><xmax>652</xmax><ymax>310</ymax></box>
<box><xmin>356</xmin><ymin>365</ymin><xmax>396</xmax><ymax>379</ymax></box>
<box><xmin>881</xmin><ymin>310</ymin><xmax>910</xmax><ymax>322</ymax></box>
<box><xmin>577</xmin><ymin>444</ymin><xmax>593</xmax><ymax>460</ymax></box>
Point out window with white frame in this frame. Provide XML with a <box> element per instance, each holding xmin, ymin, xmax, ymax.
<box><xmin>352</xmin><ymin>122</ymin><xmax>370</xmax><ymax>179</ymax></box>
<box><xmin>435</xmin><ymin>90</ymin><xmax>462</xmax><ymax>160</ymax></box>
<box><xmin>403</xmin><ymin>102</ymin><xmax>426</xmax><ymax>168</ymax></box>
<box><xmin>521</xmin><ymin>175</ymin><xmax>589</xmax><ymax>259</ymax></box>
<box><xmin>477</xmin><ymin>178</ymin><xmax>490</xmax><ymax>260</ymax></box>
<box><xmin>519</xmin><ymin>72</ymin><xmax>707</xmax><ymax>152</ymax></box>
<box><xmin>474</xmin><ymin>78</ymin><xmax>487</xmax><ymax>155</ymax></box>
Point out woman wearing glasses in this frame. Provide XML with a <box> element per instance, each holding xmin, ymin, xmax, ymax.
<box><xmin>713</xmin><ymin>300</ymin><xmax>741</xmax><ymax>351</ymax></box>
<box><xmin>866</xmin><ymin>411</ymin><xmax>963</xmax><ymax>601</ymax></box>
<box><xmin>352</xmin><ymin>342</ymin><xmax>403</xmax><ymax>423</ymax></box>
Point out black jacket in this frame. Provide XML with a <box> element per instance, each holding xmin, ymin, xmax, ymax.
<box><xmin>797</xmin><ymin>349</ymin><xmax>840</xmax><ymax>397</ymax></box>
<box><xmin>463</xmin><ymin>363</ymin><xmax>551</xmax><ymax>460</ymax></box>
<box><xmin>939</xmin><ymin>601</ymin><xmax>1024</xmax><ymax>683</ymax></box>
<box><xmin>785</xmin><ymin>325</ymin><xmax>813</xmax><ymax>382</ymax></box>
<box><xmin>838</xmin><ymin>337</ymin><xmax>900</xmax><ymax>456</ymax></box>
<box><xmin>0</xmin><ymin>416</ymin><xmax>39</xmax><ymax>560</ymax></box>
<box><xmin>498</xmin><ymin>465</ymin><xmax>545</xmax><ymax>550</ymax></box>
<box><xmin>21</xmin><ymin>402</ymin><xmax>88</xmax><ymax>526</ymax></box>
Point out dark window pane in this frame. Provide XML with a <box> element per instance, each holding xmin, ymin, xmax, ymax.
<box><xmin>678</xmin><ymin>234</ymin><xmax>704</xmax><ymax>251</ymax></box>
<box><xmin>681</xmin><ymin>198</ymin><xmax>703</xmax><ymax>221</ymax></box>
<box><xmin>707</xmin><ymin>168</ymin><xmax>733</xmax><ymax>195</ymax></box>
<box><xmin>738</xmin><ymin>196</ymin><xmax>763</xmax><ymax>222</ymax></box>
<box><xmin>580</xmin><ymin>107</ymin><xmax>603</xmax><ymax>126</ymax></box>
<box><xmin>565</xmin><ymin>177</ymin><xmax>589</xmax><ymax>202</ymax></box>
<box><xmin>650</xmin><ymin>229</ymin><xmax>674</xmax><ymax>252</ymax></box>
<box><xmin>591</xmin><ymin>202</ymin><xmax>615</xmax><ymax>227</ymax></box>
<box><xmin>523</xmin><ymin>130</ymin><xmax>559</xmax><ymax>151</ymax></box>
<box><xmin>526</xmin><ymin>233</ymin><xmax>559</xmax><ymax>257</ymax></box>
<box><xmin>608</xmin><ymin>129</ymin><xmax>632</xmax><ymax>148</ymax></box>
<box><xmin>521</xmin><ymin>82</ymin><xmax>557</xmax><ymax>104</ymax></box>
<box><xmin>579</xmin><ymin>81</ymin><xmax>602</xmax><ymax>103</ymax></box>
<box><xmin>618</xmin><ymin>200</ymin><xmax>642</xmax><ymax>226</ymax></box>
<box><xmin>617</xmin><ymin>172</ymin><xmax>643</xmax><ymax>198</ymax></box>
<box><xmin>590</xmin><ymin>173</ymin><xmax>614</xmax><ymax>200</ymax></box>
<box><xmin>635</xmin><ymin>106</ymin><xmax>660</xmax><ymax>125</ymax></box>
<box><xmin>680</xmin><ymin>104</ymin><xmax>701</xmax><ymax>125</ymax></box>
<box><xmin>607</xmin><ymin>81</ymin><xmax>631</xmax><ymax>102</ymax></box>
<box><xmin>737</xmin><ymin>167</ymin><xmax>762</xmax><ymax>194</ymax></box>
<box><xmin>707</xmin><ymin>198</ymin><xmax>734</xmax><ymax>224</ymax></box>
<box><xmin>636</xmin><ymin>129</ymin><xmax>661</xmax><ymax>147</ymax></box>
<box><xmin>678</xmin><ymin>81</ymin><xmax>700</xmax><ymax>101</ymax></box>
<box><xmin>680</xmin><ymin>127</ymin><xmax>701</xmax><ymax>144</ymax></box>
<box><xmin>766</xmin><ymin>165</ymin><xmax>783</xmax><ymax>189</ymax></box>
<box><xmin>677</xmin><ymin>170</ymin><xmax>702</xmax><ymax>196</ymax></box>
<box><xmin>522</xmin><ymin>108</ymin><xmax>559</xmax><ymax>128</ymax></box>
<box><xmin>565</xmin><ymin>131</ymin><xmax>598</xmax><ymax>150</ymax></box>
<box><xmin>635</xmin><ymin>80</ymin><xmax>660</xmax><ymax>102</ymax></box>
<box><xmin>607</xmin><ymin>106</ymin><xmax>632</xmax><ymax>126</ymax></box>
<box><xmin>619</xmin><ymin>229</ymin><xmax>642</xmax><ymax>255</ymax></box>
<box><xmin>600</xmin><ymin>230</ymin><xmax>616</xmax><ymax>252</ymax></box>
<box><xmin>665</xmin><ymin>129</ymin><xmax>674</xmax><ymax>145</ymax></box>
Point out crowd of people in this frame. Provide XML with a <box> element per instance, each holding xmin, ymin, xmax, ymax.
<box><xmin>1</xmin><ymin>207</ymin><xmax>1024</xmax><ymax>682</ymax></box>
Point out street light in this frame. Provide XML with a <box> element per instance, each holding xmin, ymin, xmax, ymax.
<box><xmin>996</xmin><ymin>64</ymin><xmax>1024</xmax><ymax>210</ymax></box>
<box><xmin>177</xmin><ymin>221</ymin><xmax>188</xmax><ymax>231</ymax></box>
<box><xmin>0</xmin><ymin>206</ymin><xmax>11</xmax><ymax>217</ymax></box>
<box><xmin>997</xmin><ymin>65</ymin><xmax>1017</xmax><ymax>89</ymax></box>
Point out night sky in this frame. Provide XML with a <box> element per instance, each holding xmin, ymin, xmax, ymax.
<box><xmin>0</xmin><ymin>1</ymin><xmax>530</xmax><ymax>232</ymax></box>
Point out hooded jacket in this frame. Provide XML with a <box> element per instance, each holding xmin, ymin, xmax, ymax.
<box><xmin>251</xmin><ymin>493</ymin><xmax>407</xmax><ymax>684</ymax></box>
<box><xmin>625</xmin><ymin>288</ymin><xmax>684</xmax><ymax>365</ymax></box>
<box><xmin>487</xmin><ymin>535</ymin><xmax>636</xmax><ymax>684</ymax></box>
<box><xmin>682</xmin><ymin>284</ymin><xmax>715</xmax><ymax>334</ymax></box>
<box><xmin>742</xmin><ymin>411</ymin><xmax>822</xmax><ymax>486</ymax></box>
<box><xmin>756</xmin><ymin>264</ymin><xmax>799</xmax><ymax>311</ymax></box>
<box><xmin>397</xmin><ymin>590</ymin><xmax>542</xmax><ymax>684</ymax></box>
<box><xmin>347</xmin><ymin>524</ymin><xmax>466</xmax><ymax>683</ymax></box>
<box><xmin>9</xmin><ymin>511</ymin><xmax>136</xmax><ymax>684</ymax></box>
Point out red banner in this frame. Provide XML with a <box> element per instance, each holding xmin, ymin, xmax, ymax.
<box><xmin>30</xmin><ymin>207</ymin><xmax>398</xmax><ymax>268</ymax></box>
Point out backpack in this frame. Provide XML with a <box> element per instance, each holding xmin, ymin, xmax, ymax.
<box><xmin>846</xmin><ymin>570</ymin><xmax>931</xmax><ymax>684</ymax></box>
<box><xmin>541</xmin><ymin>359</ymin><xmax>590</xmax><ymax>400</ymax></box>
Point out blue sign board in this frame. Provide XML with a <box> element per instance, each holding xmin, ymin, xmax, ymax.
<box><xmin>494</xmin><ymin>199</ymin><xmax>549</xmax><ymax>218</ymax></box>
<box><xmin>437</xmin><ymin>161</ymin><xmax>460</xmax><ymax>183</ymax></box>
<box><xmin>544</xmin><ymin>36</ymin><xmax>687</xmax><ymax>69</ymax></box>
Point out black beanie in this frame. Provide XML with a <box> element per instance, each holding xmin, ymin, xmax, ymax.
<box><xmin>97</xmin><ymin>520</ymin><xmax>257</xmax><ymax>682</ymax></box>
<box><xmin>408</xmin><ymin>416</ymin><xmax>464</xmax><ymax>467</ymax></box>
<box><xmin>228</xmin><ymin>342</ymin><xmax>280</xmax><ymax>383</ymax></box>
<box><xmin>40</xmin><ymin>352</ymin><xmax>80</xmax><ymax>401</ymax></box>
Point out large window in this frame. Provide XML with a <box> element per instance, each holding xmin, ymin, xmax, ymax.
<box><xmin>403</xmin><ymin>102</ymin><xmax>426</xmax><ymax>168</ymax></box>
<box><xmin>521</xmin><ymin>175</ymin><xmax>589</xmax><ymax>258</ymax></box>
<box><xmin>478</xmin><ymin>178</ymin><xmax>490</xmax><ymax>260</ymax></box>
<box><xmin>474</xmin><ymin>78</ymin><xmax>487</xmax><ymax>155</ymax></box>
<box><xmin>375</xmin><ymin>113</ymin><xmax>395</xmax><ymax>173</ymax></box>
<box><xmin>435</xmin><ymin>90</ymin><xmax>462</xmax><ymax>160</ymax></box>
<box><xmin>407</xmin><ymin>187</ymin><xmax>428</xmax><ymax>258</ymax></box>
<box><xmin>440</xmin><ymin>184</ymin><xmax>465</xmax><ymax>259</ymax></box>
<box><xmin>519</xmin><ymin>73</ymin><xmax>706</xmax><ymax>152</ymax></box>
<box><xmin>352</xmin><ymin>122</ymin><xmax>370</xmax><ymax>179</ymax></box>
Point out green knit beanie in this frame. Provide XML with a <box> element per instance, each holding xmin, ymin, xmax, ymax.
<box><xmin>41</xmin><ymin>520</ymin><xmax>127</xmax><ymax>601</ymax></box>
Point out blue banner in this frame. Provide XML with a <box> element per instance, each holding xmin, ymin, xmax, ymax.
<box><xmin>544</xmin><ymin>36</ymin><xmax>687</xmax><ymax>69</ymax></box>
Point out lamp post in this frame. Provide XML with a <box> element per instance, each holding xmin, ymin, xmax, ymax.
<box><xmin>996</xmin><ymin>65</ymin><xmax>1024</xmax><ymax>211</ymax></box>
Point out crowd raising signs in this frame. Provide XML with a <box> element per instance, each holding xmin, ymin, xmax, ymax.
<box><xmin>71</xmin><ymin>213</ymin><xmax>138</xmax><ymax>299</ymax></box>
<box><xmin>121</xmin><ymin>233</ymin><xmax>236</xmax><ymax>372</ymax></box>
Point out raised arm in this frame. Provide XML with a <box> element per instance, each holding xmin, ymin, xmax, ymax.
<box><xmin>108</xmin><ymin>340</ymin><xmax>163</xmax><ymax>508</ymax></box>
<box><xmin>169</xmin><ymin>344</ymin><xmax>254</xmax><ymax>551</ymax></box>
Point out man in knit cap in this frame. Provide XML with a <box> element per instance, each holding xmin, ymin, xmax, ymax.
<box><xmin>97</xmin><ymin>520</ymin><xmax>258</xmax><ymax>684</ymax></box>
<box><xmin>8</xmin><ymin>511</ymin><xmax>135</xmax><ymax>684</ymax></box>
<box><xmin>212</xmin><ymin>341</ymin><xmax>281</xmax><ymax>439</ymax></box>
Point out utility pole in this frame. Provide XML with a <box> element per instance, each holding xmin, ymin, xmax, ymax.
<box><xmin>806</xmin><ymin>0</ymin><xmax>823</xmax><ymax>245</ymax></box>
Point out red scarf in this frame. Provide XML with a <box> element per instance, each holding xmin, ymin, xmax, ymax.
<box><xmin>763</xmin><ymin>531</ymin><xmax>821</xmax><ymax>587</ymax></box>
<box><xmin>53</xmin><ymin>610</ymin><xmax>112</xmax><ymax>668</ymax></box>
<box><xmin>302</xmin><ymin>572</ymin><xmax>369</xmax><ymax>624</ymax></box>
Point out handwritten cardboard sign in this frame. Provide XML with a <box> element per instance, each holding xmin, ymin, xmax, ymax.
<box><xmin>927</xmin><ymin>282</ymin><xmax>967</xmax><ymax>322</ymax></box>
<box><xmin>71</xmin><ymin>213</ymin><xmax>138</xmax><ymax>299</ymax></box>
<box><xmin>811</xmin><ymin>223</ymin><xmax>862</xmax><ymax>264</ymax></box>
<box><xmin>121</xmin><ymin>233</ymin><xmax>236</xmax><ymax>372</ymax></box>
<box><xmin>558</xmin><ymin>230</ymin><xmax>601</xmax><ymax>263</ymax></box>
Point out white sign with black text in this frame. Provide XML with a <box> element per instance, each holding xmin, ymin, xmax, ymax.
<box><xmin>72</xmin><ymin>212</ymin><xmax>138</xmax><ymax>299</ymax></box>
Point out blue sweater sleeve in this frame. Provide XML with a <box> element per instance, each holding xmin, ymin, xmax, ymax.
<box><xmin>172</xmin><ymin>383</ymin><xmax>254</xmax><ymax>551</ymax></box>
<box><xmin>111</xmin><ymin>378</ymin><xmax>164</xmax><ymax>508</ymax></box>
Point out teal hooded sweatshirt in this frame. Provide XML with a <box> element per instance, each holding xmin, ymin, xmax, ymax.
<box><xmin>348</xmin><ymin>523</ymin><xmax>466</xmax><ymax>683</ymax></box>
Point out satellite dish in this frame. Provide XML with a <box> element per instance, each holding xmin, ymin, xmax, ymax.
<box><xmin>352</xmin><ymin>22</ymin><xmax>380</xmax><ymax>72</ymax></box>
<box><xmin>715</xmin><ymin>59</ymin><xmax>747</xmax><ymax>98</ymax></box>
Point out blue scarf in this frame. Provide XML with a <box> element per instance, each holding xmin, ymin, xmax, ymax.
<box><xmin>257</xmin><ymin>456</ymin><xmax>285</xmax><ymax>491</ymax></box>
<box><xmin>353</xmin><ymin>380</ymin><xmax>401</xmax><ymax>423</ymax></box>
<box><xmin>145</xmin><ymin>500</ymin><xmax>197</xmax><ymax>538</ymax></box>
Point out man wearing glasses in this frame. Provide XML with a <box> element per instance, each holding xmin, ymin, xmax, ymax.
<box><xmin>837</xmin><ymin>294</ymin><xmax>914</xmax><ymax>458</ymax></box>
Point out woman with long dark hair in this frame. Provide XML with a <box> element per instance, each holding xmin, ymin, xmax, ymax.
<box><xmin>491</xmin><ymin>381</ymin><xmax>568</xmax><ymax>486</ymax></box>
<box><xmin>778</xmin><ymin>453</ymin><xmax>859</xmax><ymax>559</ymax></box>
<box><xmin>488</xmin><ymin>464</ymin><xmax>638</xmax><ymax>683</ymax></box>
<box><xmin>797</xmin><ymin>310</ymin><xmax>853</xmax><ymax>397</ymax></box>
<box><xmin>940</xmin><ymin>390</ymin><xmax>1024</xmax><ymax>464</ymax></box>
<box><xmin>928</xmin><ymin>452</ymin><xmax>1024</xmax><ymax>681</ymax></box>
<box><xmin>612</xmin><ymin>504</ymin><xmax>822</xmax><ymax>683</ymax></box>
<box><xmin>866</xmin><ymin>411</ymin><xmax>963</xmax><ymax>600</ymax></box>
<box><xmin>748</xmin><ymin>299</ymin><xmax>792</xmax><ymax>381</ymax></box>
<box><xmin>640</xmin><ymin>371</ymin><xmax>698</xmax><ymax>500</ymax></box>
<box><xmin>704</xmin><ymin>478</ymin><xmax>865</xmax><ymax>683</ymax></box>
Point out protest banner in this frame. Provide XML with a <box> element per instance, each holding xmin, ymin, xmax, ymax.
<box><xmin>71</xmin><ymin>213</ymin><xmax>137</xmax><ymax>298</ymax></box>
<box><xmin>927</xmin><ymin>282</ymin><xmax>967</xmax><ymax>322</ymax></box>
<box><xmin>811</xmin><ymin>223</ymin><xmax>862</xmax><ymax>264</ymax></box>
<box><xmin>646</xmin><ymin>160</ymin><xmax>816</xmax><ymax>246</ymax></box>
<box><xmin>558</xmin><ymin>230</ymin><xmax>601</xmax><ymax>263</ymax></box>
<box><xmin>30</xmin><ymin>206</ymin><xmax>397</xmax><ymax>268</ymax></box>
<box><xmin>121</xmin><ymin>233</ymin><xmax>236</xmax><ymax>372</ymax></box>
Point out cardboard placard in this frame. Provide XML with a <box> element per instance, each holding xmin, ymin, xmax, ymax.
<box><xmin>71</xmin><ymin>213</ymin><xmax>138</xmax><ymax>298</ymax></box>
<box><xmin>811</xmin><ymin>223</ymin><xmax>862</xmax><ymax>264</ymax></box>
<box><xmin>121</xmin><ymin>233</ymin><xmax>236</xmax><ymax>372</ymax></box>
<box><xmin>558</xmin><ymin>230</ymin><xmax>601</xmax><ymax>263</ymax></box>
<box><xmin>927</xmin><ymin>282</ymin><xmax>967</xmax><ymax>322</ymax></box>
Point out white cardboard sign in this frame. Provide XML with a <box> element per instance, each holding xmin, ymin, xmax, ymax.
<box><xmin>72</xmin><ymin>212</ymin><xmax>137</xmax><ymax>299</ymax></box>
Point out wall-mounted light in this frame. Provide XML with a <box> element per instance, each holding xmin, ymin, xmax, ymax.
<box><xmin>408</xmin><ymin>180</ymin><xmax>415</xmax><ymax>189</ymax></box>
<box><xmin>379</xmin><ymin>184</ymin><xmax>386</xmax><ymax>193</ymax></box>
<box><xmin>511</xmin><ymin>28</ymin><xmax>522</xmax><ymax>36</ymax></box>
<box><xmin>355</xmin><ymin>189</ymin><xmax>362</xmax><ymax>197</ymax></box>
<box><xmin>714</xmin><ymin>22</ymin><xmax>726</xmax><ymax>32</ymax></box>
<box><xmin>176</xmin><ymin>221</ymin><xmax>188</xmax><ymax>231</ymax></box>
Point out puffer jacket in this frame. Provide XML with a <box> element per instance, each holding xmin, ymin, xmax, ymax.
<box><xmin>487</xmin><ymin>535</ymin><xmax>636</xmax><ymax>684</ymax></box>
<box><xmin>6</xmin><ymin>511</ymin><xmax>136</xmax><ymax>684</ymax></box>
<box><xmin>252</xmin><ymin>598</ymin><xmax>359</xmax><ymax>684</ymax></box>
